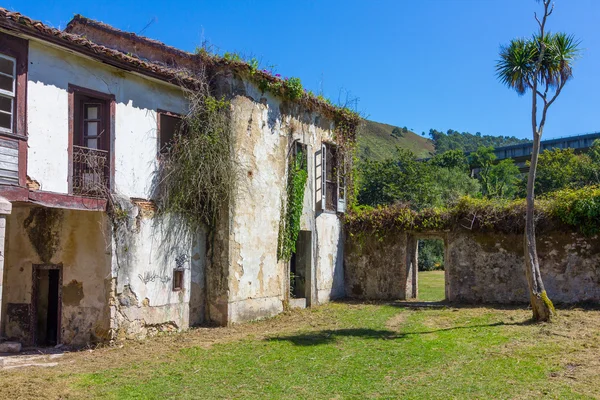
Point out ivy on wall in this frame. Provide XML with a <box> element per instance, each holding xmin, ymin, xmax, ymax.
<box><xmin>277</xmin><ymin>145</ymin><xmax>308</xmax><ymax>261</ymax></box>
<box><xmin>154</xmin><ymin>80</ymin><xmax>236</xmax><ymax>233</ymax></box>
<box><xmin>346</xmin><ymin>186</ymin><xmax>600</xmax><ymax>237</ymax></box>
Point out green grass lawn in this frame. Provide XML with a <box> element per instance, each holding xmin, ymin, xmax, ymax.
<box><xmin>418</xmin><ymin>270</ymin><xmax>446</xmax><ymax>302</ymax></box>
<box><xmin>2</xmin><ymin>300</ymin><xmax>599</xmax><ymax>399</ymax></box>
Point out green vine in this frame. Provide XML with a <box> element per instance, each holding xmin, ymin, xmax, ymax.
<box><xmin>277</xmin><ymin>146</ymin><xmax>308</xmax><ymax>261</ymax></box>
<box><xmin>346</xmin><ymin>185</ymin><xmax>600</xmax><ymax>237</ymax></box>
<box><xmin>154</xmin><ymin>81</ymin><xmax>237</xmax><ymax>233</ymax></box>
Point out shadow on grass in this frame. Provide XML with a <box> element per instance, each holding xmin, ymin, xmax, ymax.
<box><xmin>267</xmin><ymin>320</ymin><xmax>531</xmax><ymax>346</ymax></box>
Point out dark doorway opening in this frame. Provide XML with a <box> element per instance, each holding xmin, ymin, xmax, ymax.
<box><xmin>32</xmin><ymin>265</ymin><xmax>62</xmax><ymax>346</ymax></box>
<box><xmin>417</xmin><ymin>239</ymin><xmax>446</xmax><ymax>302</ymax></box>
<box><xmin>290</xmin><ymin>231</ymin><xmax>311</xmax><ymax>304</ymax></box>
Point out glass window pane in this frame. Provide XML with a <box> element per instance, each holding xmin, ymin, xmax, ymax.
<box><xmin>86</xmin><ymin>105</ymin><xmax>98</xmax><ymax>119</ymax></box>
<box><xmin>0</xmin><ymin>57</ymin><xmax>14</xmax><ymax>76</ymax></box>
<box><xmin>0</xmin><ymin>112</ymin><xmax>10</xmax><ymax>130</ymax></box>
<box><xmin>0</xmin><ymin>96</ymin><xmax>11</xmax><ymax>113</ymax></box>
<box><xmin>0</xmin><ymin>74</ymin><xmax>13</xmax><ymax>93</ymax></box>
<box><xmin>86</xmin><ymin>121</ymin><xmax>98</xmax><ymax>137</ymax></box>
<box><xmin>86</xmin><ymin>138</ymin><xmax>98</xmax><ymax>149</ymax></box>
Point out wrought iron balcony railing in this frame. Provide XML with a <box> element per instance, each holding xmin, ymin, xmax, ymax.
<box><xmin>72</xmin><ymin>145</ymin><xmax>109</xmax><ymax>197</ymax></box>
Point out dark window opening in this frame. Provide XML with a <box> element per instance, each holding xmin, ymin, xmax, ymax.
<box><xmin>159</xmin><ymin>112</ymin><xmax>185</xmax><ymax>156</ymax></box>
<box><xmin>33</xmin><ymin>266</ymin><xmax>61</xmax><ymax>346</ymax></box>
<box><xmin>290</xmin><ymin>231</ymin><xmax>311</xmax><ymax>300</ymax></box>
<box><xmin>173</xmin><ymin>269</ymin><xmax>184</xmax><ymax>291</ymax></box>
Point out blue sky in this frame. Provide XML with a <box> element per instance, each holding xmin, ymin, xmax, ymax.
<box><xmin>9</xmin><ymin>0</ymin><xmax>600</xmax><ymax>140</ymax></box>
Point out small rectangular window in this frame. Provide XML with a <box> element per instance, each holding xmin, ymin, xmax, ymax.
<box><xmin>172</xmin><ymin>269</ymin><xmax>184</xmax><ymax>291</ymax></box>
<box><xmin>0</xmin><ymin>53</ymin><xmax>16</xmax><ymax>133</ymax></box>
<box><xmin>159</xmin><ymin>112</ymin><xmax>185</xmax><ymax>155</ymax></box>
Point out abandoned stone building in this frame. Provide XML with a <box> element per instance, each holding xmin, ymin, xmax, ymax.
<box><xmin>0</xmin><ymin>9</ymin><xmax>352</xmax><ymax>346</ymax></box>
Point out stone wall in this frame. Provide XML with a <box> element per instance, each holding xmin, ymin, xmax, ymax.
<box><xmin>344</xmin><ymin>233</ymin><xmax>416</xmax><ymax>300</ymax></box>
<box><xmin>344</xmin><ymin>228</ymin><xmax>600</xmax><ymax>305</ymax></box>
<box><xmin>447</xmin><ymin>231</ymin><xmax>600</xmax><ymax>304</ymax></box>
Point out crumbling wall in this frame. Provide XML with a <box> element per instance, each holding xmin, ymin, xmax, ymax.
<box><xmin>344</xmin><ymin>233</ymin><xmax>409</xmax><ymax>300</ymax></box>
<box><xmin>109</xmin><ymin>197</ymin><xmax>205</xmax><ymax>340</ymax></box>
<box><xmin>3</xmin><ymin>205</ymin><xmax>111</xmax><ymax>345</ymax></box>
<box><xmin>446</xmin><ymin>231</ymin><xmax>600</xmax><ymax>304</ymax></box>
<box><xmin>344</xmin><ymin>227</ymin><xmax>600</xmax><ymax>304</ymax></box>
<box><xmin>216</xmin><ymin>76</ymin><xmax>345</xmax><ymax>324</ymax></box>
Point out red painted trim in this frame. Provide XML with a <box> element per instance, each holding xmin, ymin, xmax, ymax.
<box><xmin>28</xmin><ymin>190</ymin><xmax>107</xmax><ymax>211</ymax></box>
<box><xmin>67</xmin><ymin>89</ymin><xmax>74</xmax><ymax>194</ymax></box>
<box><xmin>0</xmin><ymin>32</ymin><xmax>28</xmax><ymax>187</ymax></box>
<box><xmin>0</xmin><ymin>184</ymin><xmax>28</xmax><ymax>201</ymax></box>
<box><xmin>67</xmin><ymin>84</ymin><xmax>115</xmax><ymax>193</ymax></box>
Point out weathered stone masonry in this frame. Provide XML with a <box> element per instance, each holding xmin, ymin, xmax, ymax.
<box><xmin>345</xmin><ymin>229</ymin><xmax>600</xmax><ymax>304</ymax></box>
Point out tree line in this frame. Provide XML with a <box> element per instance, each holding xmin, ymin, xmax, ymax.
<box><xmin>355</xmin><ymin>140</ymin><xmax>600</xmax><ymax>270</ymax></box>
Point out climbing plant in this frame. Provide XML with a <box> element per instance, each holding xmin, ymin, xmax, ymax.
<box><xmin>277</xmin><ymin>145</ymin><xmax>308</xmax><ymax>261</ymax></box>
<box><xmin>153</xmin><ymin>79</ymin><xmax>237</xmax><ymax>233</ymax></box>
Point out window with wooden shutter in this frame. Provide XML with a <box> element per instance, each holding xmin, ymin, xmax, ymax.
<box><xmin>315</xmin><ymin>145</ymin><xmax>323</xmax><ymax>211</ymax></box>
<box><xmin>337</xmin><ymin>158</ymin><xmax>346</xmax><ymax>213</ymax></box>
<box><xmin>318</xmin><ymin>142</ymin><xmax>346</xmax><ymax>213</ymax></box>
<box><xmin>0</xmin><ymin>54</ymin><xmax>15</xmax><ymax>134</ymax></box>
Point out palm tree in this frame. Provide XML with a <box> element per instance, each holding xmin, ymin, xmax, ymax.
<box><xmin>495</xmin><ymin>0</ymin><xmax>580</xmax><ymax>322</ymax></box>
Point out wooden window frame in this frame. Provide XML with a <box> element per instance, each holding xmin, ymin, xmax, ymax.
<box><xmin>157</xmin><ymin>109</ymin><xmax>185</xmax><ymax>158</ymax></box>
<box><xmin>68</xmin><ymin>84</ymin><xmax>115</xmax><ymax>195</ymax></box>
<box><xmin>0</xmin><ymin>53</ymin><xmax>16</xmax><ymax>135</ymax></box>
<box><xmin>172</xmin><ymin>269</ymin><xmax>184</xmax><ymax>292</ymax></box>
<box><xmin>317</xmin><ymin>142</ymin><xmax>346</xmax><ymax>214</ymax></box>
<box><xmin>0</xmin><ymin>34</ymin><xmax>28</xmax><ymax>187</ymax></box>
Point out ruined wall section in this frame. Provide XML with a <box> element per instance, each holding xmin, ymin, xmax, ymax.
<box><xmin>345</xmin><ymin>227</ymin><xmax>600</xmax><ymax>304</ymax></box>
<box><xmin>447</xmin><ymin>231</ymin><xmax>600</xmax><ymax>304</ymax></box>
<box><xmin>344</xmin><ymin>233</ymin><xmax>409</xmax><ymax>300</ymax></box>
<box><xmin>108</xmin><ymin>197</ymin><xmax>204</xmax><ymax>339</ymax></box>
<box><xmin>217</xmin><ymin>76</ymin><xmax>345</xmax><ymax>324</ymax></box>
<box><xmin>2</xmin><ymin>205</ymin><xmax>111</xmax><ymax>345</ymax></box>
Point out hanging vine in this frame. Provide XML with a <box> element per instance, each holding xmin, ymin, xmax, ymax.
<box><xmin>153</xmin><ymin>75</ymin><xmax>237</xmax><ymax>233</ymax></box>
<box><xmin>277</xmin><ymin>144</ymin><xmax>308</xmax><ymax>261</ymax></box>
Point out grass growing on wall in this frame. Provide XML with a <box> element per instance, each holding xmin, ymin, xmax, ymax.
<box><xmin>346</xmin><ymin>185</ymin><xmax>600</xmax><ymax>237</ymax></box>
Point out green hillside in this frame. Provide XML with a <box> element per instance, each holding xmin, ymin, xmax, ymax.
<box><xmin>358</xmin><ymin>120</ymin><xmax>434</xmax><ymax>161</ymax></box>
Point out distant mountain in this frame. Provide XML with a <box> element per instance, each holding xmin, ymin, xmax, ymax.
<box><xmin>358</xmin><ymin>120</ymin><xmax>434</xmax><ymax>161</ymax></box>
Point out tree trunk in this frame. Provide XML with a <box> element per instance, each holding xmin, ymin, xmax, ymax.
<box><xmin>524</xmin><ymin>131</ymin><xmax>556</xmax><ymax>322</ymax></box>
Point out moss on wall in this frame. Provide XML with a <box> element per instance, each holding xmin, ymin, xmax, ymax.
<box><xmin>23</xmin><ymin>207</ymin><xmax>63</xmax><ymax>263</ymax></box>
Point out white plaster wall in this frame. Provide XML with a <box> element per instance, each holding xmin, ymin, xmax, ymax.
<box><xmin>226</xmin><ymin>79</ymin><xmax>344</xmax><ymax>322</ymax></box>
<box><xmin>227</xmin><ymin>90</ymin><xmax>286</xmax><ymax>323</ymax></box>
<box><xmin>26</xmin><ymin>41</ymin><xmax>187</xmax><ymax>197</ymax></box>
<box><xmin>315</xmin><ymin>212</ymin><xmax>345</xmax><ymax>304</ymax></box>
<box><xmin>111</xmin><ymin>208</ymin><xmax>203</xmax><ymax>333</ymax></box>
